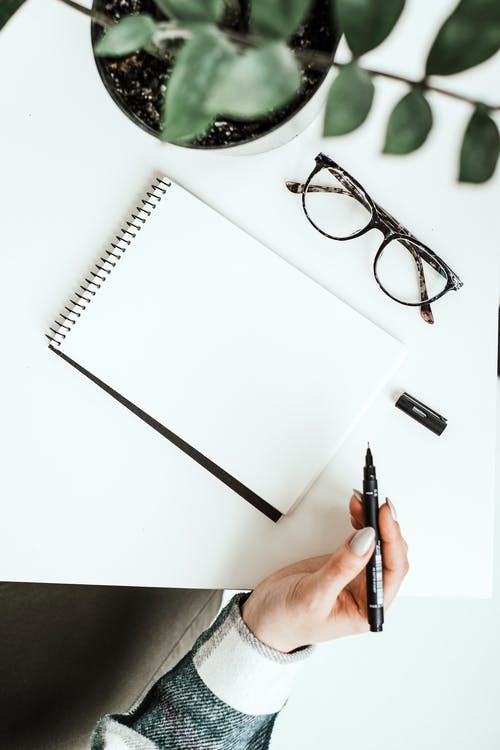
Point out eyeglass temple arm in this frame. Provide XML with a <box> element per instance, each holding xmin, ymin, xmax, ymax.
<box><xmin>286</xmin><ymin>180</ymin><xmax>352</xmax><ymax>197</ymax></box>
<box><xmin>376</xmin><ymin>206</ymin><xmax>434</xmax><ymax>325</ymax></box>
<box><xmin>407</xmin><ymin>247</ymin><xmax>434</xmax><ymax>325</ymax></box>
<box><xmin>286</xmin><ymin>179</ymin><xmax>372</xmax><ymax>213</ymax></box>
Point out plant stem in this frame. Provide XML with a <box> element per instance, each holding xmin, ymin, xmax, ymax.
<box><xmin>353</xmin><ymin>64</ymin><xmax>500</xmax><ymax>112</ymax></box>
<box><xmin>56</xmin><ymin>0</ymin><xmax>110</xmax><ymax>27</ymax></box>
<box><xmin>55</xmin><ymin>0</ymin><xmax>168</xmax><ymax>60</ymax></box>
<box><xmin>154</xmin><ymin>22</ymin><xmax>191</xmax><ymax>43</ymax></box>
<box><xmin>156</xmin><ymin>22</ymin><xmax>500</xmax><ymax>113</ymax></box>
<box><xmin>56</xmin><ymin>1</ymin><xmax>500</xmax><ymax>113</ymax></box>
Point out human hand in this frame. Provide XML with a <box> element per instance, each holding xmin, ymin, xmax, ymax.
<box><xmin>242</xmin><ymin>494</ymin><xmax>409</xmax><ymax>653</ymax></box>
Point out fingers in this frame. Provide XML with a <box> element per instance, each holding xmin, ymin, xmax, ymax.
<box><xmin>311</xmin><ymin>527</ymin><xmax>376</xmax><ymax>602</ymax></box>
<box><xmin>348</xmin><ymin>493</ymin><xmax>409</xmax><ymax>607</ymax></box>
<box><xmin>378</xmin><ymin>499</ymin><xmax>409</xmax><ymax>607</ymax></box>
<box><xmin>295</xmin><ymin>494</ymin><xmax>408</xmax><ymax>611</ymax></box>
<box><xmin>349</xmin><ymin>491</ymin><xmax>364</xmax><ymax>529</ymax></box>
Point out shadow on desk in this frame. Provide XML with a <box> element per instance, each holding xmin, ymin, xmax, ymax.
<box><xmin>0</xmin><ymin>581</ymin><xmax>222</xmax><ymax>750</ymax></box>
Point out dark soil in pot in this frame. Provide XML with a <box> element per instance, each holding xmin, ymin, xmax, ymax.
<box><xmin>91</xmin><ymin>0</ymin><xmax>340</xmax><ymax>148</ymax></box>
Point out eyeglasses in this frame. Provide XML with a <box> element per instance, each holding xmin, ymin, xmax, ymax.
<box><xmin>286</xmin><ymin>153</ymin><xmax>463</xmax><ymax>325</ymax></box>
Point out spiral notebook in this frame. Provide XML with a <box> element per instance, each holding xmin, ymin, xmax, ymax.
<box><xmin>47</xmin><ymin>176</ymin><xmax>405</xmax><ymax>521</ymax></box>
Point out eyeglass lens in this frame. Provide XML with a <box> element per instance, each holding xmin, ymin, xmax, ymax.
<box><xmin>375</xmin><ymin>239</ymin><xmax>448</xmax><ymax>304</ymax></box>
<box><xmin>304</xmin><ymin>167</ymin><xmax>372</xmax><ymax>239</ymax></box>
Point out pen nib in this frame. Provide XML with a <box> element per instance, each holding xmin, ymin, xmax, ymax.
<box><xmin>365</xmin><ymin>443</ymin><xmax>373</xmax><ymax>466</ymax></box>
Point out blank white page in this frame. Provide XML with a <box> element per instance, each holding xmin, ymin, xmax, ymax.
<box><xmin>56</xmin><ymin>177</ymin><xmax>405</xmax><ymax>517</ymax></box>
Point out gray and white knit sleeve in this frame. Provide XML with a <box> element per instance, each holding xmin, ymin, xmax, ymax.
<box><xmin>90</xmin><ymin>593</ymin><xmax>313</xmax><ymax>750</ymax></box>
<box><xmin>193</xmin><ymin>592</ymin><xmax>314</xmax><ymax>715</ymax></box>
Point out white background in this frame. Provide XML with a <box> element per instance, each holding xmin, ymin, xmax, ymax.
<box><xmin>0</xmin><ymin>0</ymin><xmax>498</xmax><ymax>598</ymax></box>
<box><xmin>1</xmin><ymin>0</ymin><xmax>499</xmax><ymax>746</ymax></box>
<box><xmin>0</xmin><ymin>0</ymin><xmax>499</xmax><ymax>596</ymax></box>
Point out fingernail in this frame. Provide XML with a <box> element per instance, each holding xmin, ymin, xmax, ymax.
<box><xmin>349</xmin><ymin>527</ymin><xmax>375</xmax><ymax>556</ymax></box>
<box><xmin>386</xmin><ymin>497</ymin><xmax>397</xmax><ymax>521</ymax></box>
<box><xmin>352</xmin><ymin>489</ymin><xmax>363</xmax><ymax>503</ymax></box>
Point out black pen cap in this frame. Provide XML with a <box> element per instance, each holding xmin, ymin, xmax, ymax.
<box><xmin>395</xmin><ymin>392</ymin><xmax>447</xmax><ymax>436</ymax></box>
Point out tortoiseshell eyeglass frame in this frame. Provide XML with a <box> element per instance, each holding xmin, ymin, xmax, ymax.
<box><xmin>286</xmin><ymin>153</ymin><xmax>463</xmax><ymax>325</ymax></box>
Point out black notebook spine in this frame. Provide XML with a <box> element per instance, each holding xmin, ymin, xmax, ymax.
<box><xmin>45</xmin><ymin>177</ymin><xmax>171</xmax><ymax>347</ymax></box>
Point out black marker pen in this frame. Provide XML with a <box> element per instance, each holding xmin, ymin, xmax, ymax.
<box><xmin>362</xmin><ymin>443</ymin><xmax>384</xmax><ymax>632</ymax></box>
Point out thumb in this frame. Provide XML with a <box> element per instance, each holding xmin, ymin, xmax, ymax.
<box><xmin>313</xmin><ymin>527</ymin><xmax>376</xmax><ymax>600</ymax></box>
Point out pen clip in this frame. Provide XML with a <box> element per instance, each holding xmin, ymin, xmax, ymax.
<box><xmin>401</xmin><ymin>393</ymin><xmax>446</xmax><ymax>424</ymax></box>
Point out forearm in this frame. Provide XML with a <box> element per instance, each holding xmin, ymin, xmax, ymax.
<box><xmin>90</xmin><ymin>593</ymin><xmax>313</xmax><ymax>750</ymax></box>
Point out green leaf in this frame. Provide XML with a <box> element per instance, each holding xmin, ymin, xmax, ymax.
<box><xmin>1</xmin><ymin>0</ymin><xmax>27</xmax><ymax>31</ymax></box>
<box><xmin>459</xmin><ymin>107</ymin><xmax>500</xmax><ymax>183</ymax></box>
<box><xmin>206</xmin><ymin>43</ymin><xmax>301</xmax><ymax>118</ymax></box>
<box><xmin>162</xmin><ymin>28</ymin><xmax>236</xmax><ymax>144</ymax></box>
<box><xmin>94</xmin><ymin>15</ymin><xmax>157</xmax><ymax>57</ymax></box>
<box><xmin>323</xmin><ymin>62</ymin><xmax>374</xmax><ymax>136</ymax></box>
<box><xmin>335</xmin><ymin>0</ymin><xmax>405</xmax><ymax>57</ymax></box>
<box><xmin>383</xmin><ymin>89</ymin><xmax>433</xmax><ymax>154</ymax></box>
<box><xmin>155</xmin><ymin>0</ymin><xmax>223</xmax><ymax>23</ymax></box>
<box><xmin>251</xmin><ymin>0</ymin><xmax>312</xmax><ymax>39</ymax></box>
<box><xmin>426</xmin><ymin>0</ymin><xmax>500</xmax><ymax>75</ymax></box>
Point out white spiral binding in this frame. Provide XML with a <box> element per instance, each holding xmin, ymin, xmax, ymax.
<box><xmin>46</xmin><ymin>177</ymin><xmax>171</xmax><ymax>347</ymax></box>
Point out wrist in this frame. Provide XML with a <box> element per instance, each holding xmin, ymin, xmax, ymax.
<box><xmin>241</xmin><ymin>595</ymin><xmax>295</xmax><ymax>654</ymax></box>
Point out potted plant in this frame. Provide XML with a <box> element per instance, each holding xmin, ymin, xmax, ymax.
<box><xmin>2</xmin><ymin>0</ymin><xmax>499</xmax><ymax>181</ymax></box>
<box><xmin>91</xmin><ymin>0</ymin><xmax>340</xmax><ymax>150</ymax></box>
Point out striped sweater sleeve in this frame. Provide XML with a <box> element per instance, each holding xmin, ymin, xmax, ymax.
<box><xmin>90</xmin><ymin>592</ymin><xmax>313</xmax><ymax>750</ymax></box>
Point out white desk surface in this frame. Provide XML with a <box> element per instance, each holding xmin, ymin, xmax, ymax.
<box><xmin>1</xmin><ymin>0</ymin><xmax>498</xmax><ymax>597</ymax></box>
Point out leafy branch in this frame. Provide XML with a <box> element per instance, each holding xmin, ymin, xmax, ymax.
<box><xmin>2</xmin><ymin>0</ymin><xmax>500</xmax><ymax>183</ymax></box>
<box><xmin>327</xmin><ymin>0</ymin><xmax>500</xmax><ymax>183</ymax></box>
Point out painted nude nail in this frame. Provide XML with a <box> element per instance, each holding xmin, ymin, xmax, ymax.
<box><xmin>349</xmin><ymin>527</ymin><xmax>375</xmax><ymax>556</ymax></box>
<box><xmin>386</xmin><ymin>497</ymin><xmax>398</xmax><ymax>521</ymax></box>
<box><xmin>352</xmin><ymin>489</ymin><xmax>363</xmax><ymax>503</ymax></box>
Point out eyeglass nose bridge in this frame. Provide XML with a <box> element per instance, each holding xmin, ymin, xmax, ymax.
<box><xmin>363</xmin><ymin>214</ymin><xmax>393</xmax><ymax>239</ymax></box>
<box><xmin>371</xmin><ymin>204</ymin><xmax>405</xmax><ymax>239</ymax></box>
